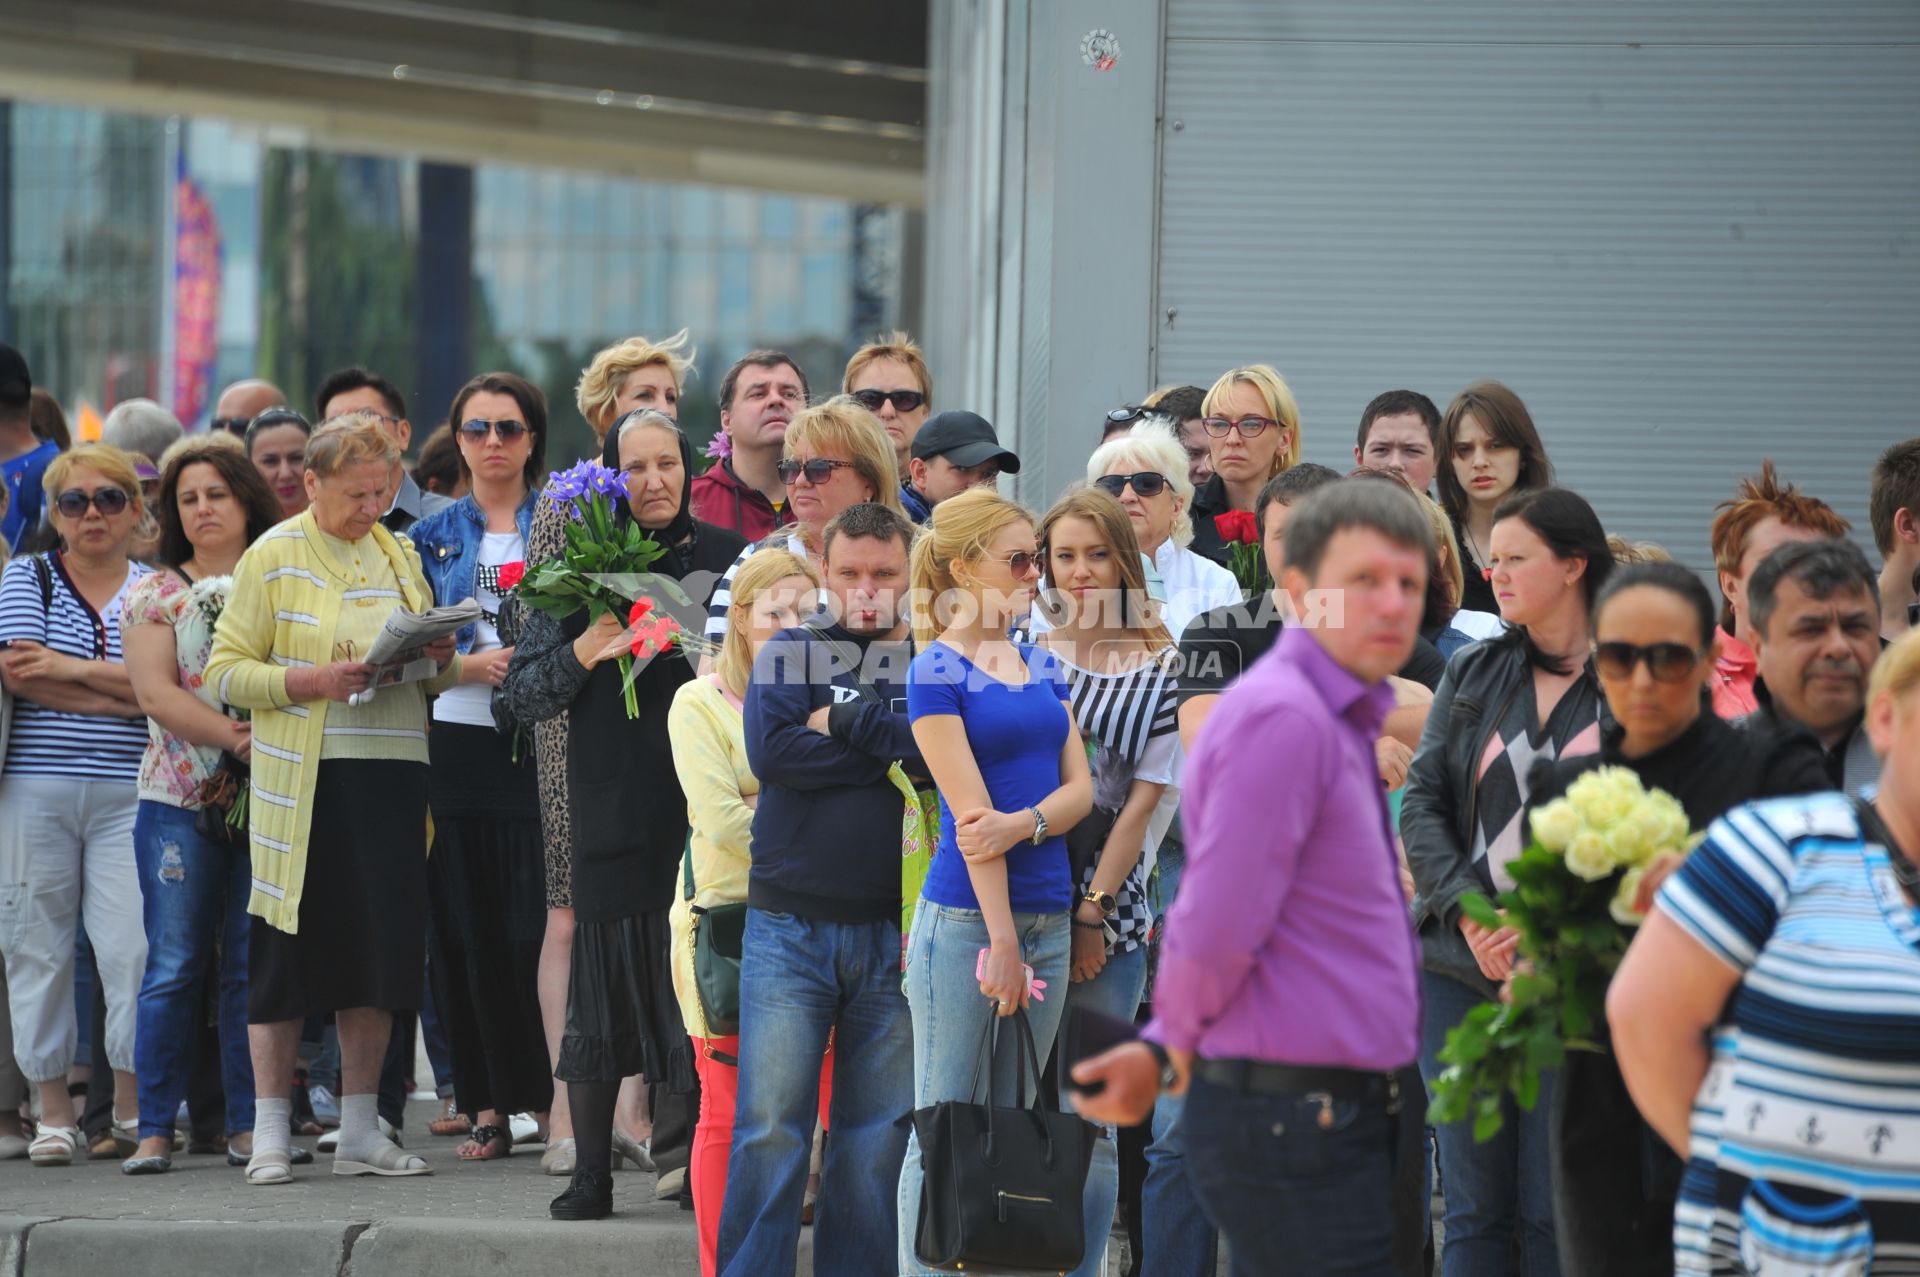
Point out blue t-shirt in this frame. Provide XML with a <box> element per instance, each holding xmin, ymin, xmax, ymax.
<box><xmin>908</xmin><ymin>640</ymin><xmax>1074</xmax><ymax>914</ymax></box>
<box><xmin>2</xmin><ymin>438</ymin><xmax>59</xmax><ymax>549</ymax></box>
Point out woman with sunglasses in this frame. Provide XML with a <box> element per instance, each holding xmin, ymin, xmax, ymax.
<box><xmin>898</xmin><ymin>486</ymin><xmax>1094</xmax><ymax>1276</ymax></box>
<box><xmin>244</xmin><ymin>408</ymin><xmax>311</xmax><ymax>520</ymax></box>
<box><xmin>118</xmin><ymin>435</ymin><xmax>287</xmax><ymax>1175</ymax></box>
<box><xmin>1437</xmin><ymin>382</ymin><xmax>1556</xmax><ymax>617</ymax></box>
<box><xmin>408</xmin><ymin>373</ymin><xmax>553</xmax><ymax>1163</ymax></box>
<box><xmin>0</xmin><ymin>443</ymin><xmax>152</xmax><ymax>1167</ymax></box>
<box><xmin>1186</xmin><ymin>365</ymin><xmax>1303</xmax><ymax>567</ymax></box>
<box><xmin>503</xmin><ymin>408</ymin><xmax>746</xmax><ymax>1219</ymax></box>
<box><xmin>203</xmin><ymin>415</ymin><xmax>463</xmax><ymax>1185</ymax></box>
<box><xmin>1086</xmin><ymin>420</ymin><xmax>1240</xmax><ymax>635</ymax></box>
<box><xmin>1525</xmin><ymin>561</ymin><xmax>1824</xmax><ymax>1276</ymax></box>
<box><xmin>1401</xmin><ymin>486</ymin><xmax>1615</xmax><ymax>1276</ymax></box>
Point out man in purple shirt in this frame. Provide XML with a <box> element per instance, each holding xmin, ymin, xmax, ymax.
<box><xmin>1074</xmin><ymin>478</ymin><xmax>1431</xmax><ymax>1276</ymax></box>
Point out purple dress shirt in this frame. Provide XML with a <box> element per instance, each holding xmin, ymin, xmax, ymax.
<box><xmin>1147</xmin><ymin>625</ymin><xmax>1421</xmax><ymax>1070</ymax></box>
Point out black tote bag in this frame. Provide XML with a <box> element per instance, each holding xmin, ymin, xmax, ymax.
<box><xmin>913</xmin><ymin>1007</ymin><xmax>1096</xmax><ymax>1274</ymax></box>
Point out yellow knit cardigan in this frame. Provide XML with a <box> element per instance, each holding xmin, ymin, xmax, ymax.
<box><xmin>204</xmin><ymin>510</ymin><xmax>459</xmax><ymax>934</ymax></box>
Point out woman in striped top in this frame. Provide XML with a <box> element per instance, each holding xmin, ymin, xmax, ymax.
<box><xmin>0</xmin><ymin>442</ymin><xmax>153</xmax><ymax>1167</ymax></box>
<box><xmin>1029</xmin><ymin>487</ymin><xmax>1182</xmax><ymax>1277</ymax></box>
<box><xmin>1609</xmin><ymin>627</ymin><xmax>1920</xmax><ymax>1275</ymax></box>
<box><xmin>203</xmin><ymin>416</ymin><xmax>462</xmax><ymax>1185</ymax></box>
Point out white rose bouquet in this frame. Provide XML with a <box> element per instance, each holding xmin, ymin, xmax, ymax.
<box><xmin>1429</xmin><ymin>766</ymin><xmax>1701</xmax><ymax>1141</ymax></box>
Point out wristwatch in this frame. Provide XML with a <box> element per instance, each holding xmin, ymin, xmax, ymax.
<box><xmin>1143</xmin><ymin>1040</ymin><xmax>1178</xmax><ymax>1091</ymax></box>
<box><xmin>1082</xmin><ymin>889</ymin><xmax>1117</xmax><ymax>916</ymax></box>
<box><xmin>1029</xmin><ymin>806</ymin><xmax>1049</xmax><ymax>845</ymax></box>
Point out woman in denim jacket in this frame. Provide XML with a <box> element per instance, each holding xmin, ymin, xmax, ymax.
<box><xmin>407</xmin><ymin>372</ymin><xmax>551</xmax><ymax>1162</ymax></box>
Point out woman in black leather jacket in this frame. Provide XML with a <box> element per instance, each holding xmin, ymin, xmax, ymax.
<box><xmin>1400</xmin><ymin>487</ymin><xmax>1614</xmax><ymax>1277</ymax></box>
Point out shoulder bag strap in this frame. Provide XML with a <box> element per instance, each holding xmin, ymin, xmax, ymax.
<box><xmin>801</xmin><ymin>621</ymin><xmax>884</xmax><ymax>705</ymax></box>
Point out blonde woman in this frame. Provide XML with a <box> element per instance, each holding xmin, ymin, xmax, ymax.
<box><xmin>897</xmin><ymin>487</ymin><xmax>1093</xmax><ymax>1276</ymax></box>
<box><xmin>520</xmin><ymin>330</ymin><xmax>694</xmax><ymax>1172</ymax></box>
<box><xmin>0</xmin><ymin>443</ymin><xmax>151</xmax><ymax>1167</ymax></box>
<box><xmin>1187</xmin><ymin>364</ymin><xmax>1302</xmax><ymax>565</ymax></box>
<box><xmin>203</xmin><ymin>415</ymin><xmax>462</xmax><ymax>1185</ymax></box>
<box><xmin>1086</xmin><ymin>420</ymin><xmax>1239</xmax><ymax>634</ymax></box>
<box><xmin>667</xmin><ymin>548</ymin><xmax>820</xmax><ymax>1277</ymax></box>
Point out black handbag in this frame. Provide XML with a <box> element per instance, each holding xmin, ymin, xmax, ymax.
<box><xmin>913</xmin><ymin>1007</ymin><xmax>1096</xmax><ymax>1274</ymax></box>
<box><xmin>681</xmin><ymin>836</ymin><xmax>747</xmax><ymax>1038</ymax></box>
<box><xmin>1063</xmin><ymin>803</ymin><xmax>1118</xmax><ymax>890</ymax></box>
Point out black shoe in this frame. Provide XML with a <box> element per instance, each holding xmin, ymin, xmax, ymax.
<box><xmin>550</xmin><ymin>1169</ymin><xmax>614</xmax><ymax>1221</ymax></box>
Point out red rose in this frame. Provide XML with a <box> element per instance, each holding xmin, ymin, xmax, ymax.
<box><xmin>1213</xmin><ymin>510</ymin><xmax>1259</xmax><ymax>545</ymax></box>
<box><xmin>496</xmin><ymin>561</ymin><xmax>525</xmax><ymax>592</ymax></box>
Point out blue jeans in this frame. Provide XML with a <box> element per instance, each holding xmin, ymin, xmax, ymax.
<box><xmin>1060</xmin><ymin>941</ymin><xmax>1148</xmax><ymax>1277</ymax></box>
<box><xmin>897</xmin><ymin>904</ymin><xmax>1072</xmax><ymax>1277</ymax></box>
<box><xmin>132</xmin><ymin>800</ymin><xmax>254</xmax><ymax>1138</ymax></box>
<box><xmin>1420</xmin><ymin>970</ymin><xmax>1561</xmax><ymax>1277</ymax></box>
<box><xmin>718</xmin><ymin>909</ymin><xmax>913</xmax><ymax>1277</ymax></box>
<box><xmin>1142</xmin><ymin>847</ymin><xmax>1221</xmax><ymax>1277</ymax></box>
<box><xmin>1183</xmin><ymin>1073</ymin><xmax>1400</xmax><ymax>1276</ymax></box>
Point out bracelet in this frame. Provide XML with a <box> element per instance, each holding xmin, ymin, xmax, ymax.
<box><xmin>1071</xmin><ymin>918</ymin><xmax>1105</xmax><ymax>931</ymax></box>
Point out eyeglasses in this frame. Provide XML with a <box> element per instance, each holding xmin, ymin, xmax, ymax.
<box><xmin>849</xmin><ymin>389</ymin><xmax>926</xmax><ymax>414</ymax></box>
<box><xmin>1201</xmin><ymin>415</ymin><xmax>1280</xmax><ymax>438</ymax></box>
<box><xmin>1094</xmin><ymin>472</ymin><xmax>1171</xmax><ymax>499</ymax></box>
<box><xmin>777</xmin><ymin>458</ymin><xmax>857</xmax><ymax>486</ymax></box>
<box><xmin>55</xmin><ymin>488</ymin><xmax>131</xmax><ymax>518</ymax></box>
<box><xmin>992</xmin><ymin>550</ymin><xmax>1041</xmax><ymax>578</ymax></box>
<box><xmin>458</xmin><ymin>418</ymin><xmax>530</xmax><ymax>442</ymax></box>
<box><xmin>1593</xmin><ymin>641</ymin><xmax>1704</xmax><ymax>684</ymax></box>
<box><xmin>209</xmin><ymin>416</ymin><xmax>251</xmax><ymax>435</ymax></box>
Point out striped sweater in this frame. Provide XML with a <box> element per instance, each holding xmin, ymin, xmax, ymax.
<box><xmin>203</xmin><ymin>509</ymin><xmax>461</xmax><ymax>933</ymax></box>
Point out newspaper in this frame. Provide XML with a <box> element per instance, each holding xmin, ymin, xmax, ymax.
<box><xmin>346</xmin><ymin>598</ymin><xmax>483</xmax><ymax>707</ymax></box>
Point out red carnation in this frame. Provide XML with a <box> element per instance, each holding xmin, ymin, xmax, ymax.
<box><xmin>496</xmin><ymin>561</ymin><xmax>525</xmax><ymax>592</ymax></box>
<box><xmin>1213</xmin><ymin>510</ymin><xmax>1259</xmax><ymax>545</ymax></box>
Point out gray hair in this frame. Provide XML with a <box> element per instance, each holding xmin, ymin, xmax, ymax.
<box><xmin>1086</xmin><ymin>420</ymin><xmax>1195</xmax><ymax>548</ymax></box>
<box><xmin>1748</xmin><ymin>537</ymin><xmax>1879</xmax><ymax>639</ymax></box>
<box><xmin>1283</xmin><ymin>477</ymin><xmax>1436</xmax><ymax>581</ymax></box>
<box><xmin>101</xmin><ymin>397</ymin><xmax>184</xmax><ymax>463</ymax></box>
<box><xmin>615</xmin><ymin>407</ymin><xmax>681</xmax><ymax>443</ymax></box>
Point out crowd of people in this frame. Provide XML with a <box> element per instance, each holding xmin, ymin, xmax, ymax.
<box><xmin>1</xmin><ymin>327</ymin><xmax>1917</xmax><ymax>1277</ymax></box>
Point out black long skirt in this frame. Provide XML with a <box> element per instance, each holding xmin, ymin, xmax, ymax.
<box><xmin>426</xmin><ymin>722</ymin><xmax>554</xmax><ymax>1119</ymax></box>
<box><xmin>554</xmin><ymin>907</ymin><xmax>687</xmax><ymax>1090</ymax></box>
<box><xmin>249</xmin><ymin>759</ymin><xmax>428</xmax><ymax>1022</ymax></box>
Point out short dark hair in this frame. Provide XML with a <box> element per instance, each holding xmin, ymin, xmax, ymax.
<box><xmin>244</xmin><ymin>407</ymin><xmax>311</xmax><ymax>457</ymax></box>
<box><xmin>1594</xmin><ymin>560</ymin><xmax>1718</xmax><ymax>651</ymax></box>
<box><xmin>155</xmin><ymin>440</ymin><xmax>286</xmax><ymax>569</ymax></box>
<box><xmin>1357</xmin><ymin>390</ymin><xmax>1441</xmax><ymax>452</ymax></box>
<box><xmin>1747</xmin><ymin>537</ymin><xmax>1879</xmax><ymax>640</ymax></box>
<box><xmin>822</xmin><ymin>502</ymin><xmax>915</xmax><ymax>560</ymax></box>
<box><xmin>1254</xmin><ymin>462</ymin><xmax>1341</xmax><ymax>537</ymax></box>
<box><xmin>412</xmin><ymin>423</ymin><xmax>462</xmax><ymax>496</ymax></box>
<box><xmin>1870</xmin><ymin>437</ymin><xmax>1920</xmax><ymax>557</ymax></box>
<box><xmin>718</xmin><ymin>351</ymin><xmax>808</xmax><ymax>412</ymax></box>
<box><xmin>1148</xmin><ymin>385</ymin><xmax>1205</xmax><ymax>422</ymax></box>
<box><xmin>447</xmin><ymin>371</ymin><xmax>548</xmax><ymax>489</ymax></box>
<box><xmin>314</xmin><ymin>366</ymin><xmax>407</xmax><ymax>423</ymax></box>
<box><xmin>1281</xmin><ymin>477</ymin><xmax>1434</xmax><ymax>581</ymax></box>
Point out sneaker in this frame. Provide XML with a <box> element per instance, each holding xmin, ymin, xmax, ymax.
<box><xmin>307</xmin><ymin>1084</ymin><xmax>341</xmax><ymax>1128</ymax></box>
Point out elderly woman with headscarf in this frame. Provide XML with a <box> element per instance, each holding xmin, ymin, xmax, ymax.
<box><xmin>203</xmin><ymin>415</ymin><xmax>462</xmax><ymax>1186</ymax></box>
<box><xmin>502</xmin><ymin>407</ymin><xmax>746</xmax><ymax>1220</ymax></box>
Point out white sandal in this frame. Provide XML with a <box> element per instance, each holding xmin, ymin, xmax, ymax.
<box><xmin>245</xmin><ymin>1146</ymin><xmax>294</xmax><ymax>1186</ymax></box>
<box><xmin>28</xmin><ymin>1125</ymin><xmax>79</xmax><ymax>1167</ymax></box>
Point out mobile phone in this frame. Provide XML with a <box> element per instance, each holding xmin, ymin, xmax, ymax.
<box><xmin>1061</xmin><ymin>1005</ymin><xmax>1140</xmax><ymax>1097</ymax></box>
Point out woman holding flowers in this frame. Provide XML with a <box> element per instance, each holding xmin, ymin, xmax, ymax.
<box><xmin>203</xmin><ymin>415</ymin><xmax>462</xmax><ymax>1185</ymax></box>
<box><xmin>119</xmin><ymin>433</ymin><xmax>284</xmax><ymax>1174</ymax></box>
<box><xmin>502</xmin><ymin>408</ymin><xmax>745</xmax><ymax>1221</ymax></box>
<box><xmin>1401</xmin><ymin>486</ymin><xmax>1614</xmax><ymax>1276</ymax></box>
<box><xmin>408</xmin><ymin>372</ymin><xmax>551</xmax><ymax>1162</ymax></box>
<box><xmin>1609</xmin><ymin>627</ymin><xmax>1920</xmax><ymax>1275</ymax></box>
<box><xmin>1527</xmin><ymin>562</ymin><xmax>1824</xmax><ymax>1276</ymax></box>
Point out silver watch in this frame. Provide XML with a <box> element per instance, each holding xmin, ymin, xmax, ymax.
<box><xmin>1029</xmin><ymin>805</ymin><xmax>1049</xmax><ymax>845</ymax></box>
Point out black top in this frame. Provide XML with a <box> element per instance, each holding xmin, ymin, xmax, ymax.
<box><xmin>1176</xmin><ymin>596</ymin><xmax>1447</xmax><ymax>707</ymax></box>
<box><xmin>1185</xmin><ymin>474</ymin><xmax>1233</xmax><ymax>567</ymax></box>
<box><xmin>1450</xmin><ymin>510</ymin><xmax>1499</xmax><ymax>616</ymax></box>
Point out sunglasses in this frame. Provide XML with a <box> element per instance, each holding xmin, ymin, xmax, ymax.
<box><xmin>1593</xmin><ymin>641</ymin><xmax>1704</xmax><ymax>684</ymax></box>
<box><xmin>1094</xmin><ymin>471</ymin><xmax>1171</xmax><ymax>499</ymax></box>
<box><xmin>458</xmin><ymin>418</ymin><xmax>530</xmax><ymax>442</ymax></box>
<box><xmin>209</xmin><ymin>416</ymin><xmax>251</xmax><ymax>435</ymax></box>
<box><xmin>994</xmin><ymin>550</ymin><xmax>1041</xmax><ymax>578</ymax></box>
<box><xmin>850</xmin><ymin>388</ymin><xmax>926</xmax><ymax>414</ymax></box>
<box><xmin>777</xmin><ymin>457</ymin><xmax>857</xmax><ymax>486</ymax></box>
<box><xmin>55</xmin><ymin>488</ymin><xmax>131</xmax><ymax>518</ymax></box>
<box><xmin>1201</xmin><ymin>415</ymin><xmax>1280</xmax><ymax>439</ymax></box>
<box><xmin>1105</xmin><ymin>405</ymin><xmax>1175</xmax><ymax>426</ymax></box>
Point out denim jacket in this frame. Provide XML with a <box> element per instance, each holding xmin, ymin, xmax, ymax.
<box><xmin>407</xmin><ymin>491</ymin><xmax>538</xmax><ymax>653</ymax></box>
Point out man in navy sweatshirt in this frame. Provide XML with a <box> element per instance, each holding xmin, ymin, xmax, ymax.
<box><xmin>719</xmin><ymin>503</ymin><xmax>923</xmax><ymax>1277</ymax></box>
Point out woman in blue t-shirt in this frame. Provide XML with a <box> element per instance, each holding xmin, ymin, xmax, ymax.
<box><xmin>896</xmin><ymin>487</ymin><xmax>1093</xmax><ymax>1276</ymax></box>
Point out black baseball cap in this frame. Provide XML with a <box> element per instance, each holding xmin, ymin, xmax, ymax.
<box><xmin>909</xmin><ymin>410</ymin><xmax>1021</xmax><ymax>473</ymax></box>
<box><xmin>0</xmin><ymin>343</ymin><xmax>29</xmax><ymax>407</ymax></box>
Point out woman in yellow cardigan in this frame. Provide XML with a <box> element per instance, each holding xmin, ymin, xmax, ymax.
<box><xmin>204</xmin><ymin>416</ymin><xmax>461</xmax><ymax>1186</ymax></box>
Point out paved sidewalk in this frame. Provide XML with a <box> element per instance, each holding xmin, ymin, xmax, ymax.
<box><xmin>0</xmin><ymin>1098</ymin><xmax>806</xmax><ymax>1277</ymax></box>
